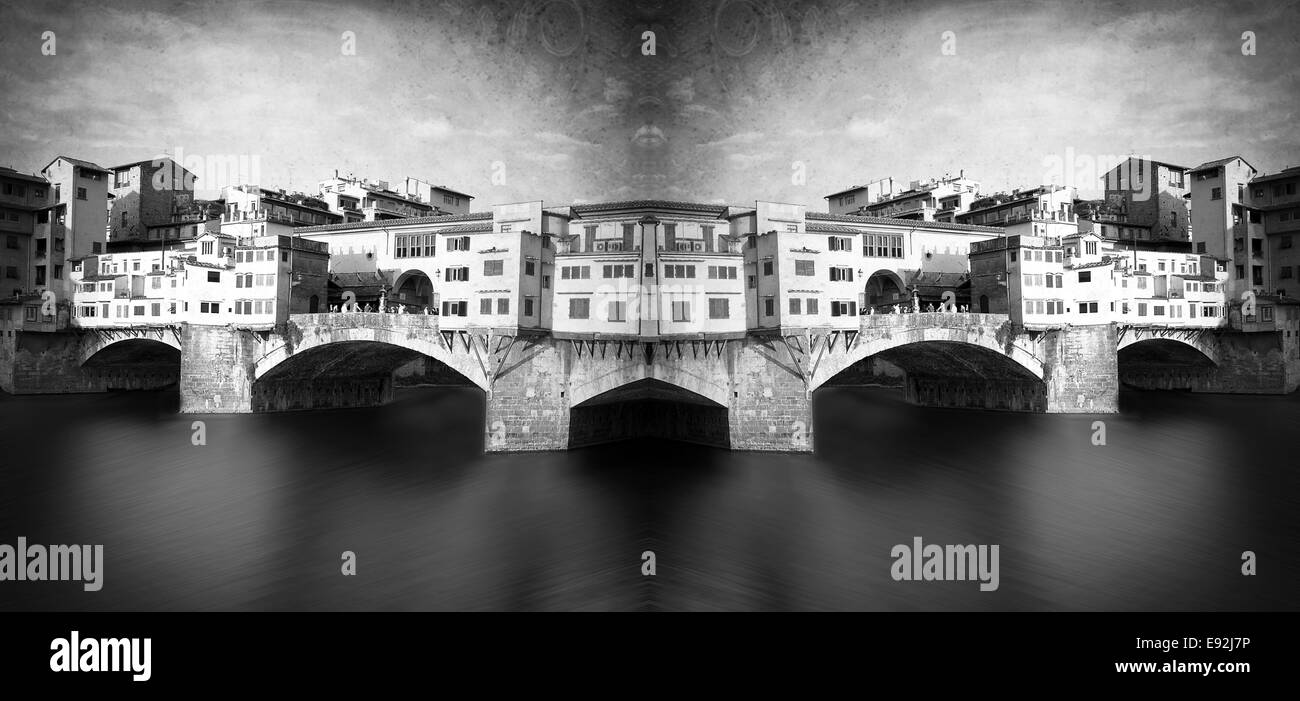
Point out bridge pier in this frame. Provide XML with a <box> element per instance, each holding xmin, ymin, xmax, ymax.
<box><xmin>484</xmin><ymin>342</ymin><xmax>570</xmax><ymax>452</ymax></box>
<box><xmin>179</xmin><ymin>324</ymin><xmax>257</xmax><ymax>413</ymax></box>
<box><xmin>1040</xmin><ymin>324</ymin><xmax>1120</xmax><ymax>413</ymax></box>
<box><xmin>729</xmin><ymin>342</ymin><xmax>812</xmax><ymax>452</ymax></box>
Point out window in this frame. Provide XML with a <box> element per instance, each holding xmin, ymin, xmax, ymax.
<box><xmin>484</xmin><ymin>260</ymin><xmax>504</xmax><ymax>276</ymax></box>
<box><xmin>1281</xmin><ymin>266</ymin><xmax>1294</xmax><ymax>280</ymax></box>
<box><xmin>561</xmin><ymin>265</ymin><xmax>590</xmax><ymax>280</ymax></box>
<box><xmin>524</xmin><ymin>298</ymin><xmax>535</xmax><ymax>316</ymax></box>
<box><xmin>1211</xmin><ymin>187</ymin><xmax>1222</xmax><ymax>200</ymax></box>
<box><xmin>707</xmin><ymin>265</ymin><xmax>737</xmax><ymax>279</ymax></box>
<box><xmin>607</xmin><ymin>301</ymin><xmax>625</xmax><ymax>321</ymax></box>
<box><xmin>1078</xmin><ymin>271</ymin><xmax>1091</xmax><ymax>283</ymax></box>
<box><xmin>480</xmin><ymin>298</ymin><xmax>493</xmax><ymax>314</ymax></box>
<box><xmin>207</xmin><ymin>271</ymin><xmax>220</xmax><ymax>282</ymax></box>
<box><xmin>794</xmin><ymin>260</ymin><xmax>815</xmax><ymax>276</ymax></box>
<box><xmin>763</xmin><ymin>261</ymin><xmax>774</xmax><ymax>275</ymax></box>
<box><xmin>827</xmin><ymin>236</ymin><xmax>853</xmax><ymax>252</ymax></box>
<box><xmin>764</xmin><ymin>298</ymin><xmax>774</xmax><ymax>316</ymax></box>
<box><xmin>1085</xmin><ymin>241</ymin><xmax>1097</xmax><ymax>255</ymax></box>
<box><xmin>708</xmin><ymin>298</ymin><xmax>729</xmax><ymax>319</ymax></box>
<box><xmin>199</xmin><ymin>301</ymin><xmax>221</xmax><ymax>314</ymax></box>
<box><xmin>1282</xmin><ymin>235</ymin><xmax>1293</xmax><ymax>249</ymax></box>
<box><xmin>830</xmin><ymin>301</ymin><xmax>856</xmax><ymax>316</ymax></box>
<box><xmin>1078</xmin><ymin>301</ymin><xmax>1098</xmax><ymax>314</ymax></box>
<box><xmin>4</xmin><ymin>235</ymin><xmax>15</xmax><ymax>249</ymax></box>
<box><xmin>671</xmin><ymin>300</ymin><xmax>691</xmax><ymax>322</ymax></box>
<box><xmin>602</xmin><ymin>264</ymin><xmax>634</xmax><ymax>278</ymax></box>
<box><xmin>569</xmin><ymin>298</ymin><xmax>590</xmax><ymax>319</ymax></box>
<box><xmin>496</xmin><ymin>298</ymin><xmax>509</xmax><ymax>315</ymax></box>
<box><xmin>747</xmin><ymin>275</ymin><xmax>756</xmax><ymax>289</ymax></box>
<box><xmin>25</xmin><ymin>306</ymin><xmax>37</xmax><ymax>322</ymax></box>
<box><xmin>1253</xmin><ymin>266</ymin><xmax>1264</xmax><ymax>285</ymax></box>
<box><xmin>525</xmin><ymin>261</ymin><xmax>536</xmax><ymax>276</ymax></box>
<box><xmin>76</xmin><ymin>187</ymin><xmax>87</xmax><ymax>200</ymax></box>
<box><xmin>829</xmin><ymin>267</ymin><xmax>853</xmax><ymax>282</ymax></box>
<box><xmin>1235</xmin><ymin>265</ymin><xmax>1245</xmax><ymax>279</ymax></box>
<box><xmin>201</xmin><ymin>241</ymin><xmax>214</xmax><ymax>255</ymax></box>
<box><xmin>1261</xmin><ymin>306</ymin><xmax>1274</xmax><ymax>322</ymax></box>
<box><xmin>789</xmin><ymin>298</ymin><xmax>802</xmax><ymax>315</ymax></box>
<box><xmin>5</xmin><ymin>266</ymin><xmax>17</xmax><ymax>279</ymax></box>
<box><xmin>806</xmin><ymin>299</ymin><xmax>818</xmax><ymax>314</ymax></box>
<box><xmin>1138</xmin><ymin>303</ymin><xmax>1148</xmax><ymax>316</ymax></box>
<box><xmin>445</xmin><ymin>236</ymin><xmax>472</xmax><ymax>251</ymax></box>
<box><xmin>663</xmin><ymin>264</ymin><xmax>695</xmax><ymax>278</ymax></box>
<box><xmin>863</xmin><ymin>234</ymin><xmax>903</xmax><ymax>258</ymax></box>
<box><xmin>445</xmin><ymin>267</ymin><xmax>469</xmax><ymax>282</ymax></box>
<box><xmin>543</xmin><ymin>275</ymin><xmax>551</xmax><ymax>289</ymax></box>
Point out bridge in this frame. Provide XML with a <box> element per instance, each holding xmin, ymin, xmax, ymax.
<box><xmin>3</xmin><ymin>310</ymin><xmax>1290</xmax><ymax>451</ymax></box>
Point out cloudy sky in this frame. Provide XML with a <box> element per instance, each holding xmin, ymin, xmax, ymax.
<box><xmin>1</xmin><ymin>0</ymin><xmax>1296</xmax><ymax>210</ymax></box>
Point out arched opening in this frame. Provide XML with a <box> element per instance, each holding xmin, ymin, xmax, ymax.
<box><xmin>308</xmin><ymin>294</ymin><xmax>320</xmax><ymax>313</ymax></box>
<box><xmin>82</xmin><ymin>339</ymin><xmax>182</xmax><ymax>392</ymax></box>
<box><xmin>568</xmin><ymin>378</ymin><xmax>729</xmax><ymax>449</ymax></box>
<box><xmin>252</xmin><ymin>340</ymin><xmax>480</xmax><ymax>413</ymax></box>
<box><xmin>864</xmin><ymin>270</ymin><xmax>906</xmax><ymax>313</ymax></box>
<box><xmin>978</xmin><ymin>294</ymin><xmax>989</xmax><ymax>313</ymax></box>
<box><xmin>1117</xmin><ymin>339</ymin><xmax>1216</xmax><ymax>392</ymax></box>
<box><xmin>392</xmin><ymin>270</ymin><xmax>435</xmax><ymax>313</ymax></box>
<box><xmin>815</xmin><ymin>341</ymin><xmax>1048</xmax><ymax>446</ymax></box>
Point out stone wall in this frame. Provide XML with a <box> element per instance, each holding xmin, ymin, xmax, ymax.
<box><xmin>728</xmin><ymin>342</ymin><xmax>812</xmax><ymax>452</ymax></box>
<box><xmin>484</xmin><ymin>341</ymin><xmax>569</xmax><ymax>452</ymax></box>
<box><xmin>1040</xmin><ymin>324</ymin><xmax>1120</xmax><ymax>413</ymax></box>
<box><xmin>179</xmin><ymin>324</ymin><xmax>260</xmax><ymax>412</ymax></box>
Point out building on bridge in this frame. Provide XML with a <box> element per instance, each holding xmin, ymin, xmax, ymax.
<box><xmin>969</xmin><ymin>230</ymin><xmax>1230</xmax><ymax>327</ymax></box>
<box><xmin>66</xmin><ymin>231</ymin><xmax>328</xmax><ymax>327</ymax></box>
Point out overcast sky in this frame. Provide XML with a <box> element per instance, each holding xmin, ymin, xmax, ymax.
<box><xmin>1</xmin><ymin>0</ymin><xmax>1297</xmax><ymax>210</ymax></box>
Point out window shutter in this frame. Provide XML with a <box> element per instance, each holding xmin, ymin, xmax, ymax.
<box><xmin>664</xmin><ymin>223</ymin><xmax>676</xmax><ymax>250</ymax></box>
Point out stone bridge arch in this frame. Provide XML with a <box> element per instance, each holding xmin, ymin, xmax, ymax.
<box><xmin>565</xmin><ymin>344</ymin><xmax>732</xmax><ymax>408</ymax></box>
<box><xmin>80</xmin><ymin>326</ymin><xmax>183</xmax><ymax>365</ymax></box>
<box><xmin>809</xmin><ymin>315</ymin><xmax>1045</xmax><ymax>392</ymax></box>
<box><xmin>253</xmin><ymin>314</ymin><xmax>490</xmax><ymax>391</ymax></box>
<box><xmin>1116</xmin><ymin>326</ymin><xmax>1220</xmax><ymax>365</ymax></box>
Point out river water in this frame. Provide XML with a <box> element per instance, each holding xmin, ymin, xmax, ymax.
<box><xmin>1</xmin><ymin>385</ymin><xmax>1295</xmax><ymax>611</ymax></box>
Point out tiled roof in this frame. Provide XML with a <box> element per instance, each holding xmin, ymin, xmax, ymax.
<box><xmin>293</xmin><ymin>211</ymin><xmax>493</xmax><ymax>234</ymax></box>
<box><xmin>1189</xmin><ymin>155</ymin><xmax>1255</xmax><ymax>172</ymax></box>
<box><xmin>111</xmin><ymin>157</ymin><xmax>196</xmax><ymax>177</ymax></box>
<box><xmin>569</xmin><ymin>200</ymin><xmax>729</xmax><ymax>216</ymax></box>
<box><xmin>0</xmin><ymin>167</ymin><xmax>48</xmax><ymax>184</ymax></box>
<box><xmin>823</xmin><ymin>184</ymin><xmax>869</xmax><ymax>199</ymax></box>
<box><xmin>44</xmin><ymin>156</ymin><xmax>110</xmax><ymax>173</ymax></box>
<box><xmin>806</xmin><ymin>211</ymin><xmax>1005</xmax><ymax>234</ymax></box>
<box><xmin>1250</xmin><ymin>166</ymin><xmax>1300</xmax><ymax>184</ymax></box>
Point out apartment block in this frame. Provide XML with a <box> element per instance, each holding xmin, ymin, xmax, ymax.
<box><xmin>1249</xmin><ymin>165</ymin><xmax>1300</xmax><ymax>299</ymax></box>
<box><xmin>1102</xmin><ymin>157</ymin><xmax>1191</xmax><ymax>241</ymax></box>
